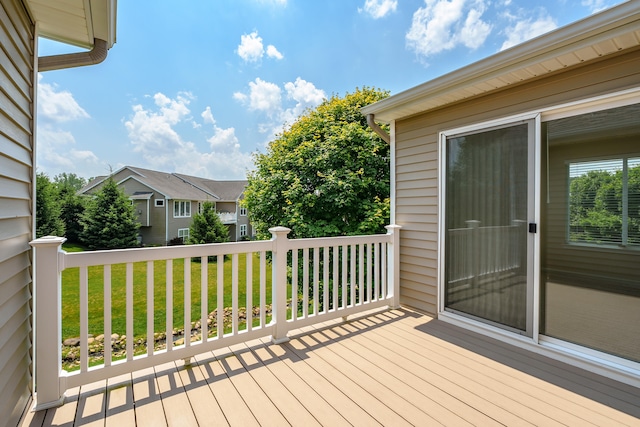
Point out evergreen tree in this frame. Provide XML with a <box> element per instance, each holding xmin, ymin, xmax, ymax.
<box><xmin>80</xmin><ymin>177</ymin><xmax>140</xmax><ymax>250</ymax></box>
<box><xmin>188</xmin><ymin>201</ymin><xmax>229</xmax><ymax>244</ymax></box>
<box><xmin>59</xmin><ymin>186</ymin><xmax>86</xmax><ymax>243</ymax></box>
<box><xmin>35</xmin><ymin>172</ymin><xmax>65</xmax><ymax>238</ymax></box>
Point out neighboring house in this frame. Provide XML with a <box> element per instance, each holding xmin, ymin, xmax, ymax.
<box><xmin>362</xmin><ymin>2</ymin><xmax>640</xmax><ymax>383</ymax></box>
<box><xmin>79</xmin><ymin>166</ymin><xmax>251</xmax><ymax>245</ymax></box>
<box><xmin>0</xmin><ymin>1</ymin><xmax>116</xmax><ymax>425</ymax></box>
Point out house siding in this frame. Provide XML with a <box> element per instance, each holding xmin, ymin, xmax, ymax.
<box><xmin>0</xmin><ymin>0</ymin><xmax>34</xmax><ymax>425</ymax></box>
<box><xmin>394</xmin><ymin>49</ymin><xmax>640</xmax><ymax>316</ymax></box>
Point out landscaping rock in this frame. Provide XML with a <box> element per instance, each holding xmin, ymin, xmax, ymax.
<box><xmin>63</xmin><ymin>337</ymin><xmax>81</xmax><ymax>347</ymax></box>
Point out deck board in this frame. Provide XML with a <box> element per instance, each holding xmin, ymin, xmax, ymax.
<box><xmin>21</xmin><ymin>307</ymin><xmax>640</xmax><ymax>427</ymax></box>
<box><xmin>131</xmin><ymin>366</ymin><xmax>167</xmax><ymax>427</ymax></box>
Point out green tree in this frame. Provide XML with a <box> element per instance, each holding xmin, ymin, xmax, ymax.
<box><xmin>80</xmin><ymin>177</ymin><xmax>140</xmax><ymax>250</ymax></box>
<box><xmin>54</xmin><ymin>173</ymin><xmax>87</xmax><ymax>243</ymax></box>
<box><xmin>244</xmin><ymin>87</ymin><xmax>391</xmax><ymax>239</ymax></box>
<box><xmin>188</xmin><ymin>201</ymin><xmax>229</xmax><ymax>244</ymax></box>
<box><xmin>35</xmin><ymin>172</ymin><xmax>65</xmax><ymax>238</ymax></box>
<box><xmin>53</xmin><ymin>172</ymin><xmax>87</xmax><ymax>191</ymax></box>
<box><xmin>59</xmin><ymin>186</ymin><xmax>86</xmax><ymax>243</ymax></box>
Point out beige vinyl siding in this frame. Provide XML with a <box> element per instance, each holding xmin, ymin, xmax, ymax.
<box><xmin>393</xmin><ymin>48</ymin><xmax>640</xmax><ymax>316</ymax></box>
<box><xmin>0</xmin><ymin>0</ymin><xmax>34</xmax><ymax>425</ymax></box>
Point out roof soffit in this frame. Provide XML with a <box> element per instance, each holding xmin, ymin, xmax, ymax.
<box><xmin>27</xmin><ymin>0</ymin><xmax>116</xmax><ymax>49</ymax></box>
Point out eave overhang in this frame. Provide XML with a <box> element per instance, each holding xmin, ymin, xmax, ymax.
<box><xmin>26</xmin><ymin>0</ymin><xmax>117</xmax><ymax>50</ymax></box>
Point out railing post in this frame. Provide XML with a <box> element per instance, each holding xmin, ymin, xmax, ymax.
<box><xmin>29</xmin><ymin>236</ymin><xmax>67</xmax><ymax>410</ymax></box>
<box><xmin>269</xmin><ymin>226</ymin><xmax>291</xmax><ymax>343</ymax></box>
<box><xmin>385</xmin><ymin>225</ymin><xmax>401</xmax><ymax>309</ymax></box>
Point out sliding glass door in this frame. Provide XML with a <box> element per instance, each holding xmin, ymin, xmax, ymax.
<box><xmin>443</xmin><ymin>120</ymin><xmax>535</xmax><ymax>335</ymax></box>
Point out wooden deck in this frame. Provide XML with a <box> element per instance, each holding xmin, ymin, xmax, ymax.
<box><xmin>20</xmin><ymin>308</ymin><xmax>640</xmax><ymax>426</ymax></box>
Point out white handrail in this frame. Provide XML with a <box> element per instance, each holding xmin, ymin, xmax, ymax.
<box><xmin>30</xmin><ymin>225</ymin><xmax>401</xmax><ymax>410</ymax></box>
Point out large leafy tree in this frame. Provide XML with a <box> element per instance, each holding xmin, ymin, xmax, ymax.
<box><xmin>189</xmin><ymin>201</ymin><xmax>229</xmax><ymax>244</ymax></box>
<box><xmin>244</xmin><ymin>87</ymin><xmax>390</xmax><ymax>239</ymax></box>
<box><xmin>80</xmin><ymin>178</ymin><xmax>140</xmax><ymax>250</ymax></box>
<box><xmin>54</xmin><ymin>172</ymin><xmax>87</xmax><ymax>191</ymax></box>
<box><xmin>35</xmin><ymin>172</ymin><xmax>65</xmax><ymax>238</ymax></box>
<box><xmin>54</xmin><ymin>173</ymin><xmax>87</xmax><ymax>243</ymax></box>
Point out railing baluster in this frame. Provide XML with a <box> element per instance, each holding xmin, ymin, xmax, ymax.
<box><xmin>380</xmin><ymin>243</ymin><xmax>388</xmax><ymax>298</ymax></box>
<box><xmin>166</xmin><ymin>259</ymin><xmax>173</xmax><ymax>351</ymax></box>
<box><xmin>332</xmin><ymin>245</ymin><xmax>338</xmax><ymax>312</ymax></box>
<box><xmin>184</xmin><ymin>258</ymin><xmax>191</xmax><ymax>347</ymax></box>
<box><xmin>232</xmin><ymin>253</ymin><xmax>239</xmax><ymax>334</ymax></box>
<box><xmin>303</xmin><ymin>248</ymin><xmax>309</xmax><ymax>318</ymax></box>
<box><xmin>80</xmin><ymin>266</ymin><xmax>88</xmax><ymax>373</ymax></box>
<box><xmin>104</xmin><ymin>265</ymin><xmax>112</xmax><ymax>366</ymax></box>
<box><xmin>217</xmin><ymin>254</ymin><xmax>224</xmax><ymax>338</ymax></box>
<box><xmin>126</xmin><ymin>263</ymin><xmax>134</xmax><ymax>360</ymax></box>
<box><xmin>374</xmin><ymin>243</ymin><xmax>380</xmax><ymax>301</ymax></box>
<box><xmin>350</xmin><ymin>244</ymin><xmax>356</xmax><ymax>307</ymax></box>
<box><xmin>366</xmin><ymin>244</ymin><xmax>372</xmax><ymax>303</ymax></box>
<box><xmin>341</xmin><ymin>245</ymin><xmax>347</xmax><ymax>309</ymax></box>
<box><xmin>359</xmin><ymin>244</ymin><xmax>364</xmax><ymax>305</ymax></box>
<box><xmin>292</xmin><ymin>249</ymin><xmax>298</xmax><ymax>321</ymax></box>
<box><xmin>323</xmin><ymin>246</ymin><xmax>329</xmax><ymax>314</ymax></box>
<box><xmin>246</xmin><ymin>253</ymin><xmax>253</xmax><ymax>331</ymax></box>
<box><xmin>313</xmin><ymin>248</ymin><xmax>319</xmax><ymax>315</ymax></box>
<box><xmin>201</xmin><ymin>257</ymin><xmax>208</xmax><ymax>342</ymax></box>
<box><xmin>147</xmin><ymin>261</ymin><xmax>154</xmax><ymax>356</ymax></box>
<box><xmin>260</xmin><ymin>251</ymin><xmax>266</xmax><ymax>327</ymax></box>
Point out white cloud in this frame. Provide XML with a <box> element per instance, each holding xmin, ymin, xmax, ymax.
<box><xmin>237</xmin><ymin>31</ymin><xmax>264</xmax><ymax>62</ymax></box>
<box><xmin>234</xmin><ymin>77</ymin><xmax>326</xmax><ymax>144</ymax></box>
<box><xmin>244</xmin><ymin>78</ymin><xmax>283</xmax><ymax>114</ymax></box>
<box><xmin>125</xmin><ymin>93</ymin><xmax>252</xmax><ymax>179</ymax></box>
<box><xmin>581</xmin><ymin>0</ymin><xmax>617</xmax><ymax>13</ymax></box>
<box><xmin>266</xmin><ymin>44</ymin><xmax>284</xmax><ymax>60</ymax></box>
<box><xmin>38</xmin><ymin>75</ymin><xmax>90</xmax><ymax>122</ymax></box>
<box><xmin>500</xmin><ymin>13</ymin><xmax>557</xmax><ymax>51</ymax></box>
<box><xmin>359</xmin><ymin>0</ymin><xmax>398</xmax><ymax>19</ymax></box>
<box><xmin>406</xmin><ymin>0</ymin><xmax>491</xmax><ymax>59</ymax></box>
<box><xmin>237</xmin><ymin>31</ymin><xmax>283</xmax><ymax>63</ymax></box>
<box><xmin>36</xmin><ymin>75</ymin><xmax>100</xmax><ymax>177</ymax></box>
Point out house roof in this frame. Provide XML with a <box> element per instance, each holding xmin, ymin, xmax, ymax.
<box><xmin>362</xmin><ymin>1</ymin><xmax>640</xmax><ymax>123</ymax></box>
<box><xmin>25</xmin><ymin>0</ymin><xmax>117</xmax><ymax>50</ymax></box>
<box><xmin>79</xmin><ymin>166</ymin><xmax>247</xmax><ymax>202</ymax></box>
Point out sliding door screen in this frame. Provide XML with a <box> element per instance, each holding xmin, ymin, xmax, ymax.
<box><xmin>444</xmin><ymin>121</ymin><xmax>533</xmax><ymax>333</ymax></box>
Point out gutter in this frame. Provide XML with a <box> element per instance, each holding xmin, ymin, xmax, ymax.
<box><xmin>38</xmin><ymin>38</ymin><xmax>109</xmax><ymax>72</ymax></box>
<box><xmin>366</xmin><ymin>114</ymin><xmax>390</xmax><ymax>144</ymax></box>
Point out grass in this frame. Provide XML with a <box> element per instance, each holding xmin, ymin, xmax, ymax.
<box><xmin>61</xmin><ymin>246</ymin><xmax>273</xmax><ymax>341</ymax></box>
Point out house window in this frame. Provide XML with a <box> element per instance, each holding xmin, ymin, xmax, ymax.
<box><xmin>568</xmin><ymin>157</ymin><xmax>640</xmax><ymax>248</ymax></box>
<box><xmin>239</xmin><ymin>224</ymin><xmax>247</xmax><ymax>237</ymax></box>
<box><xmin>174</xmin><ymin>200</ymin><xmax>191</xmax><ymax>218</ymax></box>
<box><xmin>240</xmin><ymin>207</ymin><xmax>247</xmax><ymax>216</ymax></box>
<box><xmin>178</xmin><ymin>228</ymin><xmax>189</xmax><ymax>242</ymax></box>
<box><xmin>155</xmin><ymin>199</ymin><xmax>165</xmax><ymax>207</ymax></box>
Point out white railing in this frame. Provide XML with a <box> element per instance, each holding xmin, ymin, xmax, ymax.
<box><xmin>30</xmin><ymin>225</ymin><xmax>400</xmax><ymax>410</ymax></box>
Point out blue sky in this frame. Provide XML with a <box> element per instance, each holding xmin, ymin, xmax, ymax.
<box><xmin>36</xmin><ymin>0</ymin><xmax>624</xmax><ymax>180</ymax></box>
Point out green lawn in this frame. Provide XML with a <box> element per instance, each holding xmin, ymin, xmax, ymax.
<box><xmin>61</xmin><ymin>249</ymin><xmax>273</xmax><ymax>341</ymax></box>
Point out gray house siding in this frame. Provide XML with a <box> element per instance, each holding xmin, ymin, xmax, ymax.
<box><xmin>394</xmin><ymin>49</ymin><xmax>640</xmax><ymax>316</ymax></box>
<box><xmin>0</xmin><ymin>0</ymin><xmax>34</xmax><ymax>424</ymax></box>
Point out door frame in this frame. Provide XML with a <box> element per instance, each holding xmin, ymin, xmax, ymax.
<box><xmin>437</xmin><ymin>112</ymin><xmax>541</xmax><ymax>341</ymax></box>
